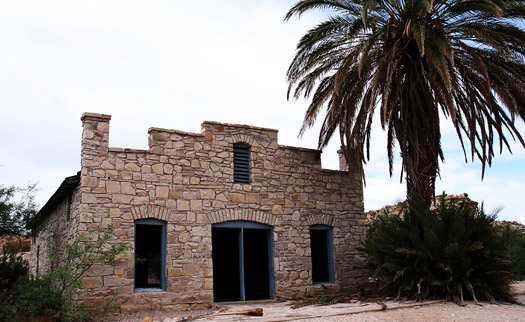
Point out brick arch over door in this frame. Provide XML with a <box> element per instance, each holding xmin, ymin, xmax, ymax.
<box><xmin>130</xmin><ymin>205</ymin><xmax>170</xmax><ymax>221</ymax></box>
<box><xmin>306</xmin><ymin>214</ymin><xmax>336</xmax><ymax>227</ymax></box>
<box><xmin>207</xmin><ymin>209</ymin><xmax>276</xmax><ymax>226</ymax></box>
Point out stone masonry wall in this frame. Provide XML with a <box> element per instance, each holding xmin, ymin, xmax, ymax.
<box><xmin>71</xmin><ymin>112</ymin><xmax>365</xmax><ymax>310</ymax></box>
<box><xmin>29</xmin><ymin>188</ymin><xmax>81</xmax><ymax>276</ymax></box>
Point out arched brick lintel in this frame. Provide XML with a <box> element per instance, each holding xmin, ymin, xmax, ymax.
<box><xmin>231</xmin><ymin>134</ymin><xmax>256</xmax><ymax>147</ymax></box>
<box><xmin>306</xmin><ymin>214</ymin><xmax>335</xmax><ymax>227</ymax></box>
<box><xmin>130</xmin><ymin>205</ymin><xmax>170</xmax><ymax>221</ymax></box>
<box><xmin>207</xmin><ymin>209</ymin><xmax>275</xmax><ymax>226</ymax></box>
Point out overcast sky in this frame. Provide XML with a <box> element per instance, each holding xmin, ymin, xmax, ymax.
<box><xmin>1</xmin><ymin>0</ymin><xmax>524</xmax><ymax>223</ymax></box>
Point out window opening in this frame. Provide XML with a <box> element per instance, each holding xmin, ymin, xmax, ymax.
<box><xmin>233</xmin><ymin>143</ymin><xmax>250</xmax><ymax>184</ymax></box>
<box><xmin>310</xmin><ymin>225</ymin><xmax>334</xmax><ymax>284</ymax></box>
<box><xmin>134</xmin><ymin>219</ymin><xmax>166</xmax><ymax>292</ymax></box>
<box><xmin>66</xmin><ymin>194</ymin><xmax>72</xmax><ymax>221</ymax></box>
<box><xmin>212</xmin><ymin>221</ymin><xmax>274</xmax><ymax>302</ymax></box>
<box><xmin>36</xmin><ymin>245</ymin><xmax>40</xmax><ymax>276</ymax></box>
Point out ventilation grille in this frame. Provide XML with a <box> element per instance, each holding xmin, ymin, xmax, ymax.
<box><xmin>233</xmin><ymin>143</ymin><xmax>250</xmax><ymax>184</ymax></box>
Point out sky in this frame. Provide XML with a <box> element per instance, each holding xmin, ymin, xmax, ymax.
<box><xmin>1</xmin><ymin>0</ymin><xmax>524</xmax><ymax>223</ymax></box>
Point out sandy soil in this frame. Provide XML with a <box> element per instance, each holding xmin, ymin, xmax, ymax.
<box><xmin>101</xmin><ymin>282</ymin><xmax>525</xmax><ymax>322</ymax></box>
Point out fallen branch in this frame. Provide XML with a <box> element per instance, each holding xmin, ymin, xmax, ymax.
<box><xmin>172</xmin><ymin>308</ymin><xmax>263</xmax><ymax>321</ymax></box>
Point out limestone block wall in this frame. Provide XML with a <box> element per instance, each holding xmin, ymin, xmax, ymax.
<box><xmin>29</xmin><ymin>188</ymin><xmax>81</xmax><ymax>276</ymax></box>
<box><xmin>71</xmin><ymin>112</ymin><xmax>365</xmax><ymax>310</ymax></box>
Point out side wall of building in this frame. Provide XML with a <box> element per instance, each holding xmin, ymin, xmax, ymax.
<box><xmin>29</xmin><ymin>188</ymin><xmax>81</xmax><ymax>276</ymax></box>
<box><xmin>68</xmin><ymin>113</ymin><xmax>366</xmax><ymax>310</ymax></box>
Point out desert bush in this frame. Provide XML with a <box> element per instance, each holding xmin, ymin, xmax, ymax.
<box><xmin>362</xmin><ymin>194</ymin><xmax>515</xmax><ymax>305</ymax></box>
<box><xmin>0</xmin><ymin>225</ymin><xmax>130</xmax><ymax>321</ymax></box>
<box><xmin>500</xmin><ymin>224</ymin><xmax>525</xmax><ymax>280</ymax></box>
<box><xmin>0</xmin><ymin>241</ymin><xmax>30</xmax><ymax>289</ymax></box>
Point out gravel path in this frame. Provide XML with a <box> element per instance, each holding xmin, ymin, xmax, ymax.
<box><xmin>102</xmin><ymin>282</ymin><xmax>525</xmax><ymax>322</ymax></box>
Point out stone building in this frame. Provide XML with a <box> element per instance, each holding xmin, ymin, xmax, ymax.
<box><xmin>28</xmin><ymin>112</ymin><xmax>365</xmax><ymax>310</ymax></box>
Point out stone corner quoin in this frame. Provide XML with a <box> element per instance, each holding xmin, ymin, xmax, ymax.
<box><xmin>29</xmin><ymin>111</ymin><xmax>366</xmax><ymax>311</ymax></box>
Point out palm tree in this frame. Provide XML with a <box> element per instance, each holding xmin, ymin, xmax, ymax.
<box><xmin>285</xmin><ymin>0</ymin><xmax>525</xmax><ymax>207</ymax></box>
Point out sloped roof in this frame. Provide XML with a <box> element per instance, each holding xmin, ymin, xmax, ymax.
<box><xmin>26</xmin><ymin>171</ymin><xmax>80</xmax><ymax>229</ymax></box>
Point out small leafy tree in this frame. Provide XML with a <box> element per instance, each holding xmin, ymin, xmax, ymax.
<box><xmin>362</xmin><ymin>194</ymin><xmax>515</xmax><ymax>305</ymax></box>
<box><xmin>47</xmin><ymin>225</ymin><xmax>131</xmax><ymax>300</ymax></box>
<box><xmin>0</xmin><ymin>184</ymin><xmax>38</xmax><ymax>236</ymax></box>
<box><xmin>0</xmin><ymin>225</ymin><xmax>131</xmax><ymax>321</ymax></box>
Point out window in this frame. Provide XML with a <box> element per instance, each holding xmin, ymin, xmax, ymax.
<box><xmin>233</xmin><ymin>143</ymin><xmax>250</xmax><ymax>184</ymax></box>
<box><xmin>134</xmin><ymin>219</ymin><xmax>166</xmax><ymax>292</ymax></box>
<box><xmin>309</xmin><ymin>225</ymin><xmax>334</xmax><ymax>284</ymax></box>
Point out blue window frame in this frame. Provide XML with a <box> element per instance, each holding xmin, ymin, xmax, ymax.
<box><xmin>212</xmin><ymin>221</ymin><xmax>274</xmax><ymax>301</ymax></box>
<box><xmin>310</xmin><ymin>225</ymin><xmax>335</xmax><ymax>284</ymax></box>
<box><xmin>233</xmin><ymin>143</ymin><xmax>250</xmax><ymax>184</ymax></box>
<box><xmin>134</xmin><ymin>219</ymin><xmax>166</xmax><ymax>292</ymax></box>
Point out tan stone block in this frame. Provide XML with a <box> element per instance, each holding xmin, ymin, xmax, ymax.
<box><xmin>113</xmin><ymin>194</ymin><xmax>133</xmax><ymax>204</ymax></box>
<box><xmin>173</xmin><ymin>174</ymin><xmax>183</xmax><ymax>184</ymax></box>
<box><xmin>104</xmin><ymin>276</ymin><xmax>128</xmax><ymax>287</ymax></box>
<box><xmin>179</xmin><ymin>232</ymin><xmax>190</xmax><ymax>242</ymax></box>
<box><xmin>169</xmin><ymin>268</ymin><xmax>183</xmax><ymax>277</ymax></box>
<box><xmin>83</xmin><ymin>193</ymin><xmax>97</xmax><ymax>203</ymax></box>
<box><xmin>121</xmin><ymin>182</ymin><xmax>135</xmax><ymax>194</ymax></box>
<box><xmin>101</xmin><ymin>161</ymin><xmax>114</xmax><ymax>169</ymax></box>
<box><xmin>133</xmin><ymin>196</ymin><xmax>149</xmax><ymax>204</ymax></box>
<box><xmin>192</xmin><ymin>226</ymin><xmax>206</xmax><ymax>236</ymax></box>
<box><xmin>109</xmin><ymin>208</ymin><xmax>120</xmax><ymax>218</ymax></box>
<box><xmin>81</xmin><ymin>176</ymin><xmax>98</xmax><ymax>187</ymax></box>
<box><xmin>106</xmin><ymin>170</ymin><xmax>118</xmax><ymax>179</ymax></box>
<box><xmin>101</xmin><ymin>217</ymin><xmax>112</xmax><ymax>227</ymax></box>
<box><xmin>80</xmin><ymin>213</ymin><xmax>92</xmax><ymax>223</ymax></box>
<box><xmin>229</xmin><ymin>193</ymin><xmax>245</xmax><ymax>203</ymax></box>
<box><xmin>302</xmin><ymin>258</ymin><xmax>312</xmax><ymax>270</ymax></box>
<box><xmin>272</xmin><ymin>205</ymin><xmax>283</xmax><ymax>214</ymax></box>
<box><xmin>190</xmin><ymin>177</ymin><xmax>200</xmax><ymax>185</ymax></box>
<box><xmin>156</xmin><ymin>186</ymin><xmax>169</xmax><ymax>198</ymax></box>
<box><xmin>164</xmin><ymin>164</ymin><xmax>173</xmax><ymax>174</ymax></box>
<box><xmin>106</xmin><ymin>181</ymin><xmax>121</xmax><ymax>193</ymax></box>
<box><xmin>152</xmin><ymin>163</ymin><xmax>164</xmax><ymax>174</ymax></box>
<box><xmin>191</xmin><ymin>160</ymin><xmax>200</xmax><ymax>168</ymax></box>
<box><xmin>177</xmin><ymin>200</ymin><xmax>190</xmax><ymax>211</ymax></box>
<box><xmin>245</xmin><ymin>193</ymin><xmax>260</xmax><ymax>203</ymax></box>
<box><xmin>183</xmin><ymin>191</ymin><xmax>198</xmax><ymax>199</ymax></box>
<box><xmin>190</xmin><ymin>200</ymin><xmax>202</xmax><ymax>211</ymax></box>
<box><xmin>125</xmin><ymin>163</ymin><xmax>140</xmax><ymax>172</ymax></box>
<box><xmin>200</xmin><ymin>189</ymin><xmax>215</xmax><ymax>199</ymax></box>
<box><xmin>82</xmin><ymin>277</ymin><xmax>103</xmax><ymax>288</ymax></box>
<box><xmin>196</xmin><ymin>213</ymin><xmax>208</xmax><ymax>224</ymax></box>
<box><xmin>183</xmin><ymin>264</ymin><xmax>198</xmax><ymax>276</ymax></box>
<box><xmin>166</xmin><ymin>199</ymin><xmax>176</xmax><ymax>208</ymax></box>
<box><xmin>168</xmin><ymin>233</ymin><xmax>177</xmax><ymax>244</ymax></box>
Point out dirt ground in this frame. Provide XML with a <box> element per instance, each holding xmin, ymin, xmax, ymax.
<box><xmin>101</xmin><ymin>282</ymin><xmax>525</xmax><ymax>322</ymax></box>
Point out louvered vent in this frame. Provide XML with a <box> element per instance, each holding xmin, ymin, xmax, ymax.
<box><xmin>233</xmin><ymin>143</ymin><xmax>250</xmax><ymax>184</ymax></box>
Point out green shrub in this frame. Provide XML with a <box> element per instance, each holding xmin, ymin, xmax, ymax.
<box><xmin>0</xmin><ymin>225</ymin><xmax>130</xmax><ymax>321</ymax></box>
<box><xmin>500</xmin><ymin>224</ymin><xmax>525</xmax><ymax>280</ymax></box>
<box><xmin>0</xmin><ymin>241</ymin><xmax>29</xmax><ymax>289</ymax></box>
<box><xmin>362</xmin><ymin>194</ymin><xmax>515</xmax><ymax>305</ymax></box>
<box><xmin>0</xmin><ymin>275</ymin><xmax>64</xmax><ymax>320</ymax></box>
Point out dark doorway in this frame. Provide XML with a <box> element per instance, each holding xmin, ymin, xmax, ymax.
<box><xmin>212</xmin><ymin>221</ymin><xmax>273</xmax><ymax>302</ymax></box>
<box><xmin>211</xmin><ymin>228</ymin><xmax>241</xmax><ymax>301</ymax></box>
<box><xmin>244</xmin><ymin>228</ymin><xmax>270</xmax><ymax>300</ymax></box>
<box><xmin>135</xmin><ymin>219</ymin><xmax>166</xmax><ymax>291</ymax></box>
<box><xmin>310</xmin><ymin>225</ymin><xmax>334</xmax><ymax>284</ymax></box>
